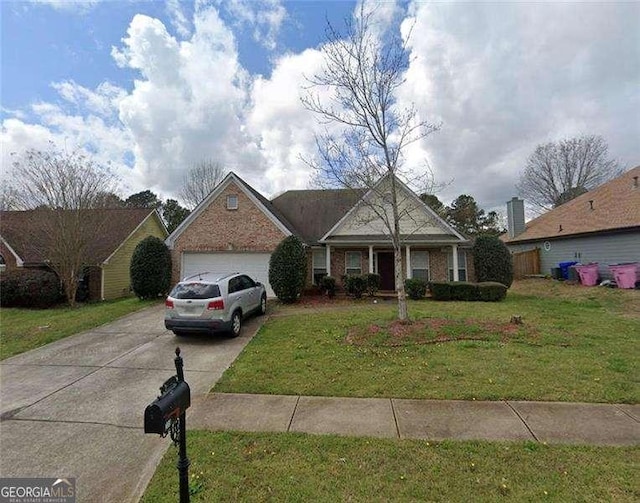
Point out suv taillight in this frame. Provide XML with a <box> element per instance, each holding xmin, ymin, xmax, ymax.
<box><xmin>165</xmin><ymin>299</ymin><xmax>174</xmax><ymax>309</ymax></box>
<box><xmin>207</xmin><ymin>299</ymin><xmax>224</xmax><ymax>310</ymax></box>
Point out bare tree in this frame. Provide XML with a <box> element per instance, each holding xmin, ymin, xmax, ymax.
<box><xmin>301</xmin><ymin>6</ymin><xmax>439</xmax><ymax>321</ymax></box>
<box><xmin>517</xmin><ymin>135</ymin><xmax>620</xmax><ymax>211</ymax></box>
<box><xmin>10</xmin><ymin>144</ymin><xmax>118</xmax><ymax>306</ymax></box>
<box><xmin>179</xmin><ymin>160</ymin><xmax>225</xmax><ymax>209</ymax></box>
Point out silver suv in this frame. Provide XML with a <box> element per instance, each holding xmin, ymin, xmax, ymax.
<box><xmin>164</xmin><ymin>272</ymin><xmax>267</xmax><ymax>337</ymax></box>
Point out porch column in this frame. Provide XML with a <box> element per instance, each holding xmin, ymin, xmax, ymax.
<box><xmin>369</xmin><ymin>245</ymin><xmax>374</xmax><ymax>273</ymax></box>
<box><xmin>405</xmin><ymin>245</ymin><xmax>411</xmax><ymax>279</ymax></box>
<box><xmin>452</xmin><ymin>244</ymin><xmax>459</xmax><ymax>281</ymax></box>
<box><xmin>325</xmin><ymin>245</ymin><xmax>331</xmax><ymax>276</ymax></box>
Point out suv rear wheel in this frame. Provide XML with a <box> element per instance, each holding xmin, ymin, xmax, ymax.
<box><xmin>229</xmin><ymin>310</ymin><xmax>242</xmax><ymax>338</ymax></box>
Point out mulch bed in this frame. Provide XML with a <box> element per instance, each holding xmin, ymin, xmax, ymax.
<box><xmin>345</xmin><ymin>318</ymin><xmax>528</xmax><ymax>347</ymax></box>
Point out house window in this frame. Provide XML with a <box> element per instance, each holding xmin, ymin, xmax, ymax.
<box><xmin>312</xmin><ymin>249</ymin><xmax>327</xmax><ymax>285</ymax></box>
<box><xmin>226</xmin><ymin>194</ymin><xmax>238</xmax><ymax>210</ymax></box>
<box><xmin>411</xmin><ymin>250</ymin><xmax>429</xmax><ymax>281</ymax></box>
<box><xmin>345</xmin><ymin>251</ymin><xmax>362</xmax><ymax>275</ymax></box>
<box><xmin>447</xmin><ymin>250</ymin><xmax>467</xmax><ymax>282</ymax></box>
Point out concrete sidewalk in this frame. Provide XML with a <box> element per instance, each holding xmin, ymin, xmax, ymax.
<box><xmin>190</xmin><ymin>393</ymin><xmax>640</xmax><ymax>446</ymax></box>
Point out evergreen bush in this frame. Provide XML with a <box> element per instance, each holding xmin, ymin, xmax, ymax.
<box><xmin>0</xmin><ymin>269</ymin><xmax>63</xmax><ymax>308</ymax></box>
<box><xmin>404</xmin><ymin>278</ymin><xmax>428</xmax><ymax>300</ymax></box>
<box><xmin>365</xmin><ymin>273</ymin><xmax>381</xmax><ymax>296</ymax></box>
<box><xmin>430</xmin><ymin>282</ymin><xmax>452</xmax><ymax>300</ymax></box>
<box><xmin>477</xmin><ymin>282</ymin><xmax>508</xmax><ymax>302</ymax></box>
<box><xmin>473</xmin><ymin>235</ymin><xmax>514</xmax><ymax>287</ymax></box>
<box><xmin>320</xmin><ymin>275</ymin><xmax>337</xmax><ymax>298</ymax></box>
<box><xmin>268</xmin><ymin>236</ymin><xmax>307</xmax><ymax>303</ymax></box>
<box><xmin>343</xmin><ymin>275</ymin><xmax>367</xmax><ymax>299</ymax></box>
<box><xmin>130</xmin><ymin>236</ymin><xmax>172</xmax><ymax>299</ymax></box>
<box><xmin>450</xmin><ymin>282</ymin><xmax>478</xmax><ymax>301</ymax></box>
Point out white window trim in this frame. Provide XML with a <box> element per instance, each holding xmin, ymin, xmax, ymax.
<box><xmin>345</xmin><ymin>251</ymin><xmax>362</xmax><ymax>275</ymax></box>
<box><xmin>448</xmin><ymin>250</ymin><xmax>468</xmax><ymax>281</ymax></box>
<box><xmin>312</xmin><ymin>249</ymin><xmax>327</xmax><ymax>285</ymax></box>
<box><xmin>226</xmin><ymin>194</ymin><xmax>238</xmax><ymax>210</ymax></box>
<box><xmin>410</xmin><ymin>250</ymin><xmax>430</xmax><ymax>281</ymax></box>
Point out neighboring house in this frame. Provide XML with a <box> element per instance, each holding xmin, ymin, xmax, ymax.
<box><xmin>502</xmin><ymin>165</ymin><xmax>640</xmax><ymax>279</ymax></box>
<box><xmin>0</xmin><ymin>208</ymin><xmax>168</xmax><ymax>300</ymax></box>
<box><xmin>166</xmin><ymin>172</ymin><xmax>473</xmax><ymax>297</ymax></box>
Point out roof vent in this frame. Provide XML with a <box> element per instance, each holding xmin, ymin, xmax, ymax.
<box><xmin>588</xmin><ymin>200</ymin><xmax>594</xmax><ymax>210</ymax></box>
<box><xmin>558</xmin><ymin>224</ymin><xmax>563</xmax><ymax>232</ymax></box>
<box><xmin>633</xmin><ymin>176</ymin><xmax>639</xmax><ymax>189</ymax></box>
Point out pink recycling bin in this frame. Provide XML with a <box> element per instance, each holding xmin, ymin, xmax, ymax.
<box><xmin>609</xmin><ymin>263</ymin><xmax>638</xmax><ymax>289</ymax></box>
<box><xmin>574</xmin><ymin>263</ymin><xmax>599</xmax><ymax>286</ymax></box>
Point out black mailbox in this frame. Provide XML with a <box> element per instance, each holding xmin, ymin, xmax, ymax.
<box><xmin>144</xmin><ymin>376</ymin><xmax>191</xmax><ymax>435</ymax></box>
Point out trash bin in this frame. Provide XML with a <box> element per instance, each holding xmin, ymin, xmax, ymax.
<box><xmin>574</xmin><ymin>263</ymin><xmax>599</xmax><ymax>286</ymax></box>
<box><xmin>609</xmin><ymin>263</ymin><xmax>638</xmax><ymax>289</ymax></box>
<box><xmin>558</xmin><ymin>261</ymin><xmax>578</xmax><ymax>280</ymax></box>
<box><xmin>550</xmin><ymin>267</ymin><xmax>562</xmax><ymax>280</ymax></box>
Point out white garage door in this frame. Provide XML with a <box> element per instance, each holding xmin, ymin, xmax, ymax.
<box><xmin>182</xmin><ymin>252</ymin><xmax>274</xmax><ymax>297</ymax></box>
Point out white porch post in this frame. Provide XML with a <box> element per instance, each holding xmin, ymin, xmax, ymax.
<box><xmin>369</xmin><ymin>245</ymin><xmax>374</xmax><ymax>273</ymax></box>
<box><xmin>452</xmin><ymin>244</ymin><xmax>459</xmax><ymax>281</ymax></box>
<box><xmin>405</xmin><ymin>245</ymin><xmax>411</xmax><ymax>279</ymax></box>
<box><xmin>325</xmin><ymin>245</ymin><xmax>331</xmax><ymax>276</ymax></box>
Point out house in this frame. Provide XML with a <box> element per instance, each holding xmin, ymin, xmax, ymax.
<box><xmin>502</xmin><ymin>165</ymin><xmax>640</xmax><ymax>279</ymax></box>
<box><xmin>0</xmin><ymin>208</ymin><xmax>168</xmax><ymax>300</ymax></box>
<box><xmin>165</xmin><ymin>172</ymin><xmax>474</xmax><ymax>296</ymax></box>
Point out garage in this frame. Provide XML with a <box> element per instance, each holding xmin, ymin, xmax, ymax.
<box><xmin>181</xmin><ymin>252</ymin><xmax>275</xmax><ymax>297</ymax></box>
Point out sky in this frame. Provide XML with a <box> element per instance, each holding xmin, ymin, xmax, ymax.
<box><xmin>1</xmin><ymin>0</ymin><xmax>639</xmax><ymax>216</ymax></box>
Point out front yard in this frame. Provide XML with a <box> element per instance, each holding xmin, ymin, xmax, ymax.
<box><xmin>215</xmin><ymin>279</ymin><xmax>640</xmax><ymax>403</ymax></box>
<box><xmin>143</xmin><ymin>432</ymin><xmax>638</xmax><ymax>502</ymax></box>
<box><xmin>143</xmin><ymin>280</ymin><xmax>638</xmax><ymax>501</ymax></box>
<box><xmin>0</xmin><ymin>297</ymin><xmax>160</xmax><ymax>360</ymax></box>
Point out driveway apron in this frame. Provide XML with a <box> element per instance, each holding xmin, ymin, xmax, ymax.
<box><xmin>0</xmin><ymin>304</ymin><xmax>263</xmax><ymax>502</ymax></box>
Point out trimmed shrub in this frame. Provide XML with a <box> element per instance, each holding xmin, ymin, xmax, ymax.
<box><xmin>430</xmin><ymin>281</ymin><xmax>507</xmax><ymax>302</ymax></box>
<box><xmin>405</xmin><ymin>278</ymin><xmax>428</xmax><ymax>300</ymax></box>
<box><xmin>473</xmin><ymin>235</ymin><xmax>514</xmax><ymax>288</ymax></box>
<box><xmin>269</xmin><ymin>236</ymin><xmax>307</xmax><ymax>303</ymax></box>
<box><xmin>130</xmin><ymin>236</ymin><xmax>172</xmax><ymax>299</ymax></box>
<box><xmin>477</xmin><ymin>281</ymin><xmax>508</xmax><ymax>302</ymax></box>
<box><xmin>450</xmin><ymin>281</ymin><xmax>478</xmax><ymax>301</ymax></box>
<box><xmin>365</xmin><ymin>273</ymin><xmax>381</xmax><ymax>296</ymax></box>
<box><xmin>343</xmin><ymin>275</ymin><xmax>367</xmax><ymax>299</ymax></box>
<box><xmin>320</xmin><ymin>275</ymin><xmax>337</xmax><ymax>298</ymax></box>
<box><xmin>430</xmin><ymin>282</ymin><xmax>452</xmax><ymax>301</ymax></box>
<box><xmin>0</xmin><ymin>268</ymin><xmax>64</xmax><ymax>308</ymax></box>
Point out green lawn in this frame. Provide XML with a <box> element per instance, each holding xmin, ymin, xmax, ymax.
<box><xmin>142</xmin><ymin>431</ymin><xmax>639</xmax><ymax>502</ymax></box>
<box><xmin>215</xmin><ymin>280</ymin><xmax>640</xmax><ymax>403</ymax></box>
<box><xmin>0</xmin><ymin>297</ymin><xmax>160</xmax><ymax>360</ymax></box>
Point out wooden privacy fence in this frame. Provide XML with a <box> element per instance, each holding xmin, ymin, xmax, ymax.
<box><xmin>512</xmin><ymin>248</ymin><xmax>541</xmax><ymax>279</ymax></box>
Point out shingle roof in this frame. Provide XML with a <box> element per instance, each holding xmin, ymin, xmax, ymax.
<box><xmin>0</xmin><ymin>208</ymin><xmax>160</xmax><ymax>264</ymax></box>
<box><xmin>270</xmin><ymin>189</ymin><xmax>366</xmax><ymax>244</ymax></box>
<box><xmin>503</xmin><ymin>165</ymin><xmax>640</xmax><ymax>243</ymax></box>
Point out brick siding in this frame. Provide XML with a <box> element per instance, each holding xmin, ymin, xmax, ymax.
<box><xmin>171</xmin><ymin>181</ymin><xmax>288</xmax><ymax>283</ymax></box>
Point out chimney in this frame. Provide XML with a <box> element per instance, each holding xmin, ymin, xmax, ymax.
<box><xmin>506</xmin><ymin>197</ymin><xmax>525</xmax><ymax>238</ymax></box>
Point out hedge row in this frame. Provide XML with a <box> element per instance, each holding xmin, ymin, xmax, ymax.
<box><xmin>0</xmin><ymin>269</ymin><xmax>64</xmax><ymax>308</ymax></box>
<box><xmin>430</xmin><ymin>281</ymin><xmax>507</xmax><ymax>302</ymax></box>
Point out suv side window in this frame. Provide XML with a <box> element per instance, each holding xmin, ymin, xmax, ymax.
<box><xmin>228</xmin><ymin>277</ymin><xmax>241</xmax><ymax>294</ymax></box>
<box><xmin>239</xmin><ymin>275</ymin><xmax>255</xmax><ymax>290</ymax></box>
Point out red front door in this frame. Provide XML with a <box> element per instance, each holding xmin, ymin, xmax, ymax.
<box><xmin>377</xmin><ymin>252</ymin><xmax>395</xmax><ymax>290</ymax></box>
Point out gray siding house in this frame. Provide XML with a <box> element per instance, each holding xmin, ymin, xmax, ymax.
<box><xmin>502</xmin><ymin>166</ymin><xmax>640</xmax><ymax>280</ymax></box>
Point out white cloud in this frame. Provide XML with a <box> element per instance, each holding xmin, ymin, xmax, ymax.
<box><xmin>30</xmin><ymin>0</ymin><xmax>101</xmax><ymax>12</ymax></box>
<box><xmin>217</xmin><ymin>0</ymin><xmax>286</xmax><ymax>51</ymax></box>
<box><xmin>112</xmin><ymin>9</ymin><xmax>265</xmax><ymax>195</ymax></box>
<box><xmin>166</xmin><ymin>0</ymin><xmax>192</xmax><ymax>38</ymax></box>
<box><xmin>399</xmin><ymin>1</ymin><xmax>640</xmax><ymax>212</ymax></box>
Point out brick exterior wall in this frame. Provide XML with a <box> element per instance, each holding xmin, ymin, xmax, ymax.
<box><xmin>171</xmin><ymin>181</ymin><xmax>288</xmax><ymax>283</ymax></box>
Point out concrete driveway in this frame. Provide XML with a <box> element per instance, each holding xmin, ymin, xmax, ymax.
<box><xmin>0</xmin><ymin>304</ymin><xmax>263</xmax><ymax>502</ymax></box>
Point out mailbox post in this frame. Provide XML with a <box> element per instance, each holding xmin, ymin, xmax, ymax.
<box><xmin>144</xmin><ymin>347</ymin><xmax>191</xmax><ymax>503</ymax></box>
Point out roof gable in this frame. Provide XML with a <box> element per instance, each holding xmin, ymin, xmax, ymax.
<box><xmin>320</xmin><ymin>174</ymin><xmax>466</xmax><ymax>242</ymax></box>
<box><xmin>166</xmin><ymin>172</ymin><xmax>293</xmax><ymax>247</ymax></box>
<box><xmin>504</xmin><ymin>165</ymin><xmax>640</xmax><ymax>243</ymax></box>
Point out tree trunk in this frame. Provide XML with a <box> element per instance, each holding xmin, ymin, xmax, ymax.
<box><xmin>394</xmin><ymin>245</ymin><xmax>408</xmax><ymax>321</ymax></box>
<box><xmin>63</xmin><ymin>269</ymin><xmax>78</xmax><ymax>308</ymax></box>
